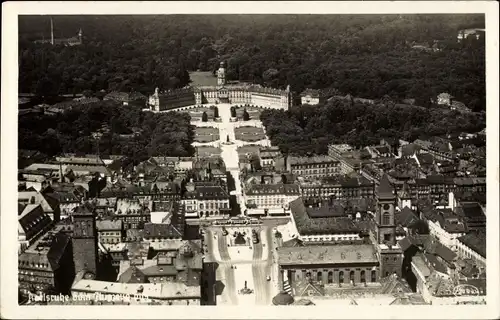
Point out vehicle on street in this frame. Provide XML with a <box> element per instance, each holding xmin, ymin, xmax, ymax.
<box><xmin>252</xmin><ymin>229</ymin><xmax>259</xmax><ymax>244</ymax></box>
<box><xmin>266</xmin><ymin>275</ymin><xmax>271</xmax><ymax>281</ymax></box>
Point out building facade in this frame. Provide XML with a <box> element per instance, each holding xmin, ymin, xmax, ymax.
<box><xmin>373</xmin><ymin>175</ymin><xmax>403</xmax><ymax>278</ymax></box>
<box><xmin>72</xmin><ymin>204</ymin><xmax>99</xmax><ymax>276</ymax></box>
<box><xmin>278</xmin><ymin>244</ymin><xmax>381</xmax><ymax>288</ymax></box>
<box><xmin>287</xmin><ymin>155</ymin><xmax>341</xmax><ymax>180</ymax></box>
<box><xmin>148</xmin><ymin>62</ymin><xmax>292</xmax><ymax>111</ymax></box>
<box><xmin>244</xmin><ymin>184</ymin><xmax>300</xmax><ymax>210</ymax></box>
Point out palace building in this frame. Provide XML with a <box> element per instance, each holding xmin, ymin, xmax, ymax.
<box><xmin>148</xmin><ymin>62</ymin><xmax>292</xmax><ymax>111</ymax></box>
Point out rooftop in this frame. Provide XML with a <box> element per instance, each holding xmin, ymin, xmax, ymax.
<box><xmin>278</xmin><ymin>244</ymin><xmax>378</xmax><ymax>266</ymax></box>
<box><xmin>72</xmin><ymin>279</ymin><xmax>201</xmax><ymax>299</ymax></box>
<box><xmin>96</xmin><ymin>219</ymin><xmax>123</xmax><ymax>231</ymax></box>
<box><xmin>289</xmin><ymin>155</ymin><xmax>337</xmax><ymax>165</ymax></box>
<box><xmin>245</xmin><ymin>183</ymin><xmax>300</xmax><ymax>196</ymax></box>
<box><xmin>290</xmin><ymin>198</ymin><xmax>361</xmax><ymax>235</ymax></box>
<box><xmin>458</xmin><ymin>231</ymin><xmax>486</xmax><ymax>258</ymax></box>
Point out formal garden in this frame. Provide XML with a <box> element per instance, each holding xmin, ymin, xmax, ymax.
<box><xmin>234</xmin><ymin>126</ymin><xmax>266</xmax><ymax>142</ymax></box>
<box><xmin>194</xmin><ymin>126</ymin><xmax>219</xmax><ymax>143</ymax></box>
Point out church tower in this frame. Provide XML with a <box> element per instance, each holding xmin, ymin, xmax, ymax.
<box><xmin>375</xmin><ymin>174</ymin><xmax>403</xmax><ymax>278</ymax></box>
<box><xmin>72</xmin><ymin>203</ymin><xmax>98</xmax><ymax>277</ymax></box>
<box><xmin>397</xmin><ymin>181</ymin><xmax>412</xmax><ymax>210</ymax></box>
<box><xmin>217</xmin><ymin>62</ymin><xmax>226</xmax><ymax>87</ymax></box>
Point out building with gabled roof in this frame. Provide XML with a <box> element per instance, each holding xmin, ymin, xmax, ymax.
<box><xmin>18</xmin><ymin>203</ymin><xmax>54</xmax><ymax>253</ymax></box>
<box><xmin>300</xmin><ymin>88</ymin><xmax>324</xmax><ymax>106</ymax></box>
<box><xmin>19</xmin><ymin>230</ymin><xmax>75</xmax><ymax>296</ymax></box>
<box><xmin>456</xmin><ymin>231</ymin><xmax>486</xmax><ymax>266</ymax></box>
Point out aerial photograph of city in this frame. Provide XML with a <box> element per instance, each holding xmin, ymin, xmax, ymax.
<box><xmin>3</xmin><ymin>5</ymin><xmax>497</xmax><ymax>316</ymax></box>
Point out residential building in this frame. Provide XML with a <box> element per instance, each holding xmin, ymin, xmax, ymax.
<box><xmin>287</xmin><ymin>155</ymin><xmax>340</xmax><ymax>179</ymax></box>
<box><xmin>71</xmin><ymin>279</ymin><xmax>201</xmax><ymax>305</ymax></box>
<box><xmin>181</xmin><ymin>180</ymin><xmax>230</xmax><ymax>219</ymax></box>
<box><xmin>288</xmin><ymin>197</ymin><xmax>364</xmax><ymax>243</ymax></box>
<box><xmin>420</xmin><ymin>207</ymin><xmax>467</xmax><ymax>251</ymax></box>
<box><xmin>258</xmin><ymin>146</ymin><xmax>282</xmax><ymax>168</ymax></box>
<box><xmin>456</xmin><ymin>231</ymin><xmax>486</xmax><ymax>266</ymax></box>
<box><xmin>96</xmin><ymin>219</ymin><xmax>123</xmax><ymax>244</ymax></box>
<box><xmin>115</xmin><ymin>199</ymin><xmax>151</xmax><ymax>230</ymax></box>
<box><xmin>18</xmin><ymin>203</ymin><xmax>54</xmax><ymax>253</ymax></box>
<box><xmin>299</xmin><ymin>175</ymin><xmax>375</xmax><ymax>200</ymax></box>
<box><xmin>244</xmin><ymin>183</ymin><xmax>300</xmax><ymax>216</ymax></box>
<box><xmin>18</xmin><ymin>231</ymin><xmax>75</xmax><ymax>296</ymax></box>
<box><xmin>18</xmin><ymin>191</ymin><xmax>60</xmax><ymax>222</ymax></box>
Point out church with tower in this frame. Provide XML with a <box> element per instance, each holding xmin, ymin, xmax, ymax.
<box><xmin>71</xmin><ymin>203</ymin><xmax>99</xmax><ymax>277</ymax></box>
<box><xmin>148</xmin><ymin>61</ymin><xmax>292</xmax><ymax>111</ymax></box>
<box><xmin>277</xmin><ymin>173</ymin><xmax>405</xmax><ymax>294</ymax></box>
<box><xmin>372</xmin><ymin>174</ymin><xmax>403</xmax><ymax>278</ymax></box>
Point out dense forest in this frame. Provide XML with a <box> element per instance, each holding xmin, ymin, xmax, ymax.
<box><xmin>19</xmin><ymin>14</ymin><xmax>485</xmax><ymax>110</ymax></box>
<box><xmin>260</xmin><ymin>100</ymin><xmax>486</xmax><ymax>156</ymax></box>
<box><xmin>19</xmin><ymin>101</ymin><xmax>195</xmax><ymax>165</ymax></box>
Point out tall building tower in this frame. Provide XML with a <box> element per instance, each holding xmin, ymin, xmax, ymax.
<box><xmin>397</xmin><ymin>181</ymin><xmax>412</xmax><ymax>210</ymax></box>
<box><xmin>217</xmin><ymin>62</ymin><xmax>226</xmax><ymax>87</ymax></box>
<box><xmin>375</xmin><ymin>174</ymin><xmax>403</xmax><ymax>278</ymax></box>
<box><xmin>72</xmin><ymin>203</ymin><xmax>98</xmax><ymax>277</ymax></box>
<box><xmin>78</xmin><ymin>28</ymin><xmax>83</xmax><ymax>44</ymax></box>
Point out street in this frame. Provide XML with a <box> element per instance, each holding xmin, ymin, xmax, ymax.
<box><xmin>204</xmin><ymin>224</ymin><xmax>278</xmax><ymax>306</ymax></box>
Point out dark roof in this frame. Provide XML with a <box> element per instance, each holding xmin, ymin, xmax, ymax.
<box><xmin>417</xmin><ymin>153</ymin><xmax>435</xmax><ymax>165</ymax></box>
<box><xmin>458</xmin><ymin>231</ymin><xmax>486</xmax><ymax>258</ymax></box>
<box><xmin>18</xmin><ymin>203</ymin><xmax>27</xmax><ymax>215</ymax></box>
<box><xmin>424</xmin><ymin>237</ymin><xmax>457</xmax><ymax>263</ymax></box>
<box><xmin>395</xmin><ymin>207</ymin><xmax>419</xmax><ymax>228</ymax></box>
<box><xmin>144</xmin><ymin>222</ymin><xmax>183</xmax><ymax>239</ymax></box>
<box><xmin>306</xmin><ymin>204</ymin><xmax>345</xmax><ymax>218</ymax></box>
<box><xmin>183</xmin><ymin>184</ymin><xmax>229</xmax><ymax>200</ymax></box>
<box><xmin>47</xmin><ymin>233</ymin><xmax>72</xmax><ymax>270</ymax></box>
<box><xmin>72</xmin><ymin>202</ymin><xmax>95</xmax><ymax>216</ymax></box>
<box><xmin>245</xmin><ymin>183</ymin><xmax>300</xmax><ymax>196</ymax></box>
<box><xmin>401</xmin><ymin>143</ymin><xmax>421</xmax><ymax>157</ymax></box>
<box><xmin>398</xmin><ymin>234</ymin><xmax>431</xmax><ymax>252</ymax></box>
<box><xmin>117</xmin><ymin>266</ymin><xmax>147</xmax><ymax>283</ymax></box>
<box><xmin>377</xmin><ymin>174</ymin><xmax>395</xmax><ymax>199</ymax></box>
<box><xmin>290</xmin><ymin>198</ymin><xmax>360</xmax><ymax>235</ymax></box>
<box><xmin>282</xmin><ymin>238</ymin><xmax>305</xmax><ymax>247</ymax></box>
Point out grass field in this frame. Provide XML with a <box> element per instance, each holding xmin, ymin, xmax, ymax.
<box><xmin>234</xmin><ymin>126</ymin><xmax>266</xmax><ymax>141</ymax></box>
<box><xmin>189</xmin><ymin>107</ymin><xmax>215</xmax><ymax>121</ymax></box>
<box><xmin>196</xmin><ymin>146</ymin><xmax>222</xmax><ymax>157</ymax></box>
<box><xmin>237</xmin><ymin>145</ymin><xmax>261</xmax><ymax>156</ymax></box>
<box><xmin>194</xmin><ymin>126</ymin><xmax>219</xmax><ymax>142</ymax></box>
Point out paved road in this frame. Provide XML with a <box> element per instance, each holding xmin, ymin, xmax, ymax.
<box><xmin>217</xmin><ymin>233</ymin><xmax>231</xmax><ymax>261</ymax></box>
<box><xmin>222</xmin><ymin>262</ymin><xmax>239</xmax><ymax>305</ymax></box>
<box><xmin>252</xmin><ymin>226</ymin><xmax>273</xmax><ymax>305</ymax></box>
